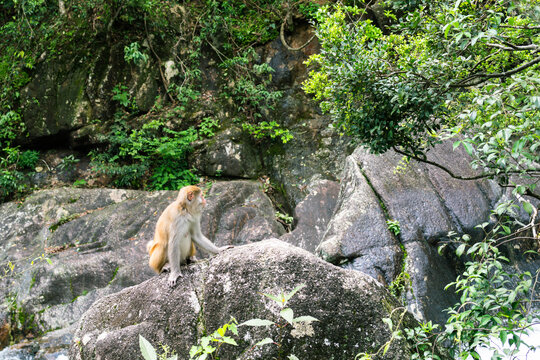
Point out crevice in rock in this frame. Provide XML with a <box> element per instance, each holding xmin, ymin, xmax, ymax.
<box><xmin>357</xmin><ymin>162</ymin><xmax>406</xmax><ymax>281</ymax></box>
<box><xmin>18</xmin><ymin>130</ymin><xmax>75</xmax><ymax>150</ymax></box>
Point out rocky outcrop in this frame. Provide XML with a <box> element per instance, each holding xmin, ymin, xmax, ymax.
<box><xmin>70</xmin><ymin>240</ymin><xmax>416</xmax><ymax>360</ymax></box>
<box><xmin>20</xmin><ymin>42</ymin><xmax>160</xmax><ymax>146</ymax></box>
<box><xmin>317</xmin><ymin>141</ymin><xmax>504</xmax><ymax>323</ymax></box>
<box><xmin>0</xmin><ymin>181</ymin><xmax>283</xmax><ymax>357</ymax></box>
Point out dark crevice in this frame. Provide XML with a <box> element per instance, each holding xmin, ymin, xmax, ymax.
<box><xmin>356</xmin><ymin>161</ymin><xmax>407</xmax><ymax>281</ymax></box>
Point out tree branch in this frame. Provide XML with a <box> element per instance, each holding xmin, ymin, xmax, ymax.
<box><xmin>279</xmin><ymin>6</ymin><xmax>316</xmax><ymax>52</ymax></box>
<box><xmin>393</xmin><ymin>147</ymin><xmax>540</xmax><ymax>201</ymax></box>
<box><xmin>451</xmin><ymin>55</ymin><xmax>540</xmax><ymax>88</ymax></box>
<box><xmin>486</xmin><ymin>43</ymin><xmax>539</xmax><ymax>51</ymax></box>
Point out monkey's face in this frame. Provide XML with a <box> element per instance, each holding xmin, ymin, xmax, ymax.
<box><xmin>188</xmin><ymin>192</ymin><xmax>206</xmax><ymax>213</ymax></box>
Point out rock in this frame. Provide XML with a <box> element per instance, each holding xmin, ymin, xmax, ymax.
<box><xmin>70</xmin><ymin>240</ymin><xmax>416</xmax><ymax>360</ymax></box>
<box><xmin>280</xmin><ymin>180</ymin><xmax>340</xmax><ymax>253</ymax></box>
<box><xmin>316</xmin><ymin>141</ymin><xmax>504</xmax><ymax>323</ymax></box>
<box><xmin>190</xmin><ymin>126</ymin><xmax>262</xmax><ymax>178</ymax></box>
<box><xmin>202</xmin><ymin>181</ymin><xmax>285</xmax><ymax>247</ymax></box>
<box><xmin>0</xmin><ymin>182</ymin><xmax>282</xmax><ymax>354</ymax></box>
<box><xmin>317</xmin><ymin>157</ymin><xmax>403</xmax><ymax>286</ymax></box>
<box><xmin>19</xmin><ymin>43</ymin><xmax>160</xmax><ymax>146</ymax></box>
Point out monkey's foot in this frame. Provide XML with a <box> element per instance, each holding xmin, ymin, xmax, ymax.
<box><xmin>167</xmin><ymin>271</ymin><xmax>182</xmax><ymax>287</ymax></box>
<box><xmin>187</xmin><ymin>256</ymin><xmax>198</xmax><ymax>264</ymax></box>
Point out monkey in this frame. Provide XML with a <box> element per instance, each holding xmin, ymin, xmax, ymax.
<box><xmin>147</xmin><ymin>185</ymin><xmax>227</xmax><ymax>287</ymax></box>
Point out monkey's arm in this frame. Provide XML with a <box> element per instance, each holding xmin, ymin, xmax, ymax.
<box><xmin>190</xmin><ymin>218</ymin><xmax>224</xmax><ymax>255</ymax></box>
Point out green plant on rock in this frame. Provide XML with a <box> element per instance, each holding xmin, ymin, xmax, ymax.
<box><xmin>0</xmin><ymin>111</ymin><xmax>37</xmax><ymax>202</ymax></box>
<box><xmin>361</xmin><ymin>203</ymin><xmax>540</xmax><ymax>360</ymax></box>
<box><xmin>198</xmin><ymin>117</ymin><xmax>220</xmax><ymax>138</ymax></box>
<box><xmin>189</xmin><ymin>317</ymin><xmax>239</xmax><ymax>360</ymax></box>
<box><xmin>57</xmin><ymin>154</ymin><xmax>80</xmax><ymax>171</ymax></box>
<box><xmin>239</xmin><ymin>283</ymin><xmax>319</xmax><ymax>359</ymax></box>
<box><xmin>139</xmin><ymin>335</ymin><xmax>178</xmax><ymax>360</ymax></box>
<box><xmin>386</xmin><ymin>219</ymin><xmax>400</xmax><ymax>236</ymax></box>
<box><xmin>124</xmin><ymin>41</ymin><xmax>148</xmax><ymax>65</ymax></box>
<box><xmin>90</xmin><ymin>118</ymin><xmax>199</xmax><ymax>190</ymax></box>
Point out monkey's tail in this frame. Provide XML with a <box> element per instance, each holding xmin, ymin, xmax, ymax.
<box><xmin>148</xmin><ymin>241</ymin><xmax>167</xmax><ymax>274</ymax></box>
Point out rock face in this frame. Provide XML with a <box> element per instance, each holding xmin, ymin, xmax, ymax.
<box><xmin>316</xmin><ymin>141</ymin><xmax>504</xmax><ymax>323</ymax></box>
<box><xmin>0</xmin><ymin>181</ymin><xmax>283</xmax><ymax>357</ymax></box>
<box><xmin>70</xmin><ymin>240</ymin><xmax>416</xmax><ymax>360</ymax></box>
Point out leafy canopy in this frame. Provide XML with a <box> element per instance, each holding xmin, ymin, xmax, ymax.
<box><xmin>304</xmin><ymin>0</ymin><xmax>540</xmax><ymax>193</ymax></box>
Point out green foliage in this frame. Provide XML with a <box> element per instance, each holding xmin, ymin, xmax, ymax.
<box><xmin>198</xmin><ymin>117</ymin><xmax>220</xmax><ymax>138</ymax></box>
<box><xmin>18</xmin><ymin>150</ymin><xmax>39</xmax><ymax>170</ymax></box>
<box><xmin>304</xmin><ymin>1</ymin><xmax>540</xmax><ymax>194</ymax></box>
<box><xmin>112</xmin><ymin>84</ymin><xmax>135</xmax><ymax>110</ymax></box>
<box><xmin>386</xmin><ymin>219</ymin><xmax>400</xmax><ymax>236</ymax></box>
<box><xmin>124</xmin><ymin>42</ymin><xmax>148</xmax><ymax>65</ymax></box>
<box><xmin>189</xmin><ymin>318</ymin><xmax>239</xmax><ymax>360</ymax></box>
<box><xmin>90</xmin><ymin>118</ymin><xmax>198</xmax><ymax>189</ymax></box>
<box><xmin>139</xmin><ymin>335</ymin><xmax>178</xmax><ymax>360</ymax></box>
<box><xmin>363</xmin><ymin>205</ymin><xmax>540</xmax><ymax>359</ymax></box>
<box><xmin>0</xmin><ymin>111</ymin><xmax>35</xmax><ymax>201</ymax></box>
<box><xmin>57</xmin><ymin>154</ymin><xmax>80</xmax><ymax>171</ymax></box>
<box><xmin>239</xmin><ymin>283</ymin><xmax>319</xmax><ymax>359</ymax></box>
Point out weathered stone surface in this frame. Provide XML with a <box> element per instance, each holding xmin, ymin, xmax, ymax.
<box><xmin>190</xmin><ymin>126</ymin><xmax>262</xmax><ymax>179</ymax></box>
<box><xmin>0</xmin><ymin>182</ymin><xmax>282</xmax><ymax>355</ymax></box>
<box><xmin>280</xmin><ymin>179</ymin><xmax>339</xmax><ymax>253</ymax></box>
<box><xmin>19</xmin><ymin>43</ymin><xmax>160</xmax><ymax>145</ymax></box>
<box><xmin>317</xmin><ymin>157</ymin><xmax>403</xmax><ymax>286</ymax></box>
<box><xmin>202</xmin><ymin>181</ymin><xmax>285</xmax><ymax>247</ymax></box>
<box><xmin>316</xmin><ymin>141</ymin><xmax>505</xmax><ymax>322</ymax></box>
<box><xmin>70</xmin><ymin>240</ymin><xmax>416</xmax><ymax>360</ymax></box>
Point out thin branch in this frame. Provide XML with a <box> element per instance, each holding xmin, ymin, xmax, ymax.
<box><xmin>486</xmin><ymin>42</ymin><xmax>539</xmax><ymax>51</ymax></box>
<box><xmin>279</xmin><ymin>4</ymin><xmax>316</xmax><ymax>52</ymax></box>
<box><xmin>393</xmin><ymin>147</ymin><xmax>540</xmax><ymax>201</ymax></box>
<box><xmin>452</xmin><ymin>55</ymin><xmax>540</xmax><ymax>88</ymax></box>
<box><xmin>500</xmin><ymin>25</ymin><xmax>540</xmax><ymax>29</ymax></box>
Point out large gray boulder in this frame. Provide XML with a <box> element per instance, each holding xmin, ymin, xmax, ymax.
<box><xmin>317</xmin><ymin>141</ymin><xmax>503</xmax><ymax>323</ymax></box>
<box><xmin>70</xmin><ymin>240</ymin><xmax>416</xmax><ymax>360</ymax></box>
<box><xmin>0</xmin><ymin>181</ymin><xmax>283</xmax><ymax>356</ymax></box>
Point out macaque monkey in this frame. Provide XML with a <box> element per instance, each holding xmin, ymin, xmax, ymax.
<box><xmin>147</xmin><ymin>185</ymin><xmax>227</xmax><ymax>287</ymax></box>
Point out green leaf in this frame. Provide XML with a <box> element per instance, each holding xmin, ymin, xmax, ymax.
<box><xmin>261</xmin><ymin>292</ymin><xmax>281</xmax><ymax>303</ymax></box>
<box><xmin>221</xmin><ymin>337</ymin><xmax>238</xmax><ymax>346</ymax></box>
<box><xmin>288</xmin><ymin>355</ymin><xmax>300</xmax><ymax>360</ymax></box>
<box><xmin>239</xmin><ymin>319</ymin><xmax>274</xmax><ymax>327</ymax></box>
<box><xmin>292</xmin><ymin>316</ymin><xmax>319</xmax><ymax>323</ymax></box>
<box><xmin>456</xmin><ymin>244</ymin><xmax>466</xmax><ymax>257</ymax></box>
<box><xmin>139</xmin><ymin>335</ymin><xmax>157</xmax><ymax>360</ymax></box>
<box><xmin>280</xmin><ymin>308</ymin><xmax>294</xmax><ymax>324</ymax></box>
<box><xmin>462</xmin><ymin>141</ymin><xmax>473</xmax><ymax>156</ymax></box>
<box><xmin>522</xmin><ymin>201</ymin><xmax>534</xmax><ymax>215</ymax></box>
<box><xmin>284</xmin><ymin>283</ymin><xmax>306</xmax><ymax>302</ymax></box>
<box><xmin>382</xmin><ymin>317</ymin><xmax>393</xmax><ymax>331</ymax></box>
<box><xmin>255</xmin><ymin>338</ymin><xmax>274</xmax><ymax>346</ymax></box>
<box><xmin>500</xmin><ymin>330</ymin><xmax>508</xmax><ymax>345</ymax></box>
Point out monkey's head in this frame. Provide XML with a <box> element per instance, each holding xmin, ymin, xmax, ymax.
<box><xmin>178</xmin><ymin>185</ymin><xmax>206</xmax><ymax>213</ymax></box>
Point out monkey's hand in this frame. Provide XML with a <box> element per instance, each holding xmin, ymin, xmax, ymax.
<box><xmin>167</xmin><ymin>271</ymin><xmax>182</xmax><ymax>287</ymax></box>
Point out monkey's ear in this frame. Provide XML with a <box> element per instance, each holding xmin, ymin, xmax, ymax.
<box><xmin>187</xmin><ymin>191</ymin><xmax>194</xmax><ymax>202</ymax></box>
